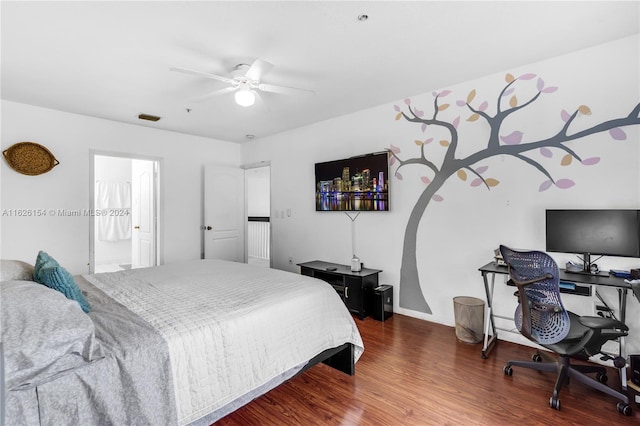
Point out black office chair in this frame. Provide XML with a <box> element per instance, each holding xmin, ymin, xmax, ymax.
<box><xmin>499</xmin><ymin>245</ymin><xmax>632</xmax><ymax>415</ymax></box>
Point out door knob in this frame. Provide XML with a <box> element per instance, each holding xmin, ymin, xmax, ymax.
<box><xmin>206</xmin><ymin>226</ymin><xmax>212</xmax><ymax>231</ymax></box>
<box><xmin>134</xmin><ymin>226</ymin><xmax>140</xmax><ymax>230</ymax></box>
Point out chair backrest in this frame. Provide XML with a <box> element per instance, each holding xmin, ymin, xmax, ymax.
<box><xmin>499</xmin><ymin>245</ymin><xmax>570</xmax><ymax>345</ymax></box>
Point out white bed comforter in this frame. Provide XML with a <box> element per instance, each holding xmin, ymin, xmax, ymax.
<box><xmin>84</xmin><ymin>259</ymin><xmax>364</xmax><ymax>425</ymax></box>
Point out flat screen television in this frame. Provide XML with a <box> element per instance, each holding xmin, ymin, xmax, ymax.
<box><xmin>315</xmin><ymin>152</ymin><xmax>389</xmax><ymax>212</ymax></box>
<box><xmin>545</xmin><ymin>209</ymin><xmax>640</xmax><ymax>273</ymax></box>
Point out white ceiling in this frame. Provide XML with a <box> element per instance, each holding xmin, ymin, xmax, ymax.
<box><xmin>2</xmin><ymin>1</ymin><xmax>639</xmax><ymax>143</ymax></box>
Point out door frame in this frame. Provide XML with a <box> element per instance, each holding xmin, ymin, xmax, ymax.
<box><xmin>89</xmin><ymin>150</ymin><xmax>163</xmax><ymax>273</ymax></box>
<box><xmin>243</xmin><ymin>161</ymin><xmax>272</xmax><ymax>268</ymax></box>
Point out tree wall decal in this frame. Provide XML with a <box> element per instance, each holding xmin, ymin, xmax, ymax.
<box><xmin>389</xmin><ymin>72</ymin><xmax>640</xmax><ymax>314</ymax></box>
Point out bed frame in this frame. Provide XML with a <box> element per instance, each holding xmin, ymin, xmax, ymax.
<box><xmin>300</xmin><ymin>342</ymin><xmax>355</xmax><ymax>376</ymax></box>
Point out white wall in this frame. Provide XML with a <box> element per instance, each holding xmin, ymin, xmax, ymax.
<box><xmin>1</xmin><ymin>101</ymin><xmax>241</xmax><ymax>273</ymax></box>
<box><xmin>246</xmin><ymin>166</ymin><xmax>270</xmax><ymax>217</ymax></box>
<box><xmin>242</xmin><ymin>36</ymin><xmax>640</xmax><ymax>353</ymax></box>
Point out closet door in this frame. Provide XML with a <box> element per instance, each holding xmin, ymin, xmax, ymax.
<box><xmin>203</xmin><ymin>165</ymin><xmax>245</xmax><ymax>262</ymax></box>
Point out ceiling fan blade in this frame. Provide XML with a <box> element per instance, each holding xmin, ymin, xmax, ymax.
<box><xmin>192</xmin><ymin>86</ymin><xmax>237</xmax><ymax>103</ymax></box>
<box><xmin>258</xmin><ymin>83</ymin><xmax>314</xmax><ymax>96</ymax></box>
<box><xmin>170</xmin><ymin>66</ymin><xmax>234</xmax><ymax>84</ymax></box>
<box><xmin>254</xmin><ymin>90</ymin><xmax>271</xmax><ymax>112</ymax></box>
<box><xmin>245</xmin><ymin>59</ymin><xmax>274</xmax><ymax>81</ymax></box>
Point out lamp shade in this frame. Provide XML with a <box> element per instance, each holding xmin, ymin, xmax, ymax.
<box><xmin>235</xmin><ymin>88</ymin><xmax>256</xmax><ymax>107</ymax></box>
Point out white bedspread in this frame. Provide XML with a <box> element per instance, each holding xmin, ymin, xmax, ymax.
<box><xmin>84</xmin><ymin>259</ymin><xmax>364</xmax><ymax>425</ymax></box>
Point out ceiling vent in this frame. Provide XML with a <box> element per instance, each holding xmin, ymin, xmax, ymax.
<box><xmin>138</xmin><ymin>113</ymin><xmax>161</xmax><ymax>122</ymax></box>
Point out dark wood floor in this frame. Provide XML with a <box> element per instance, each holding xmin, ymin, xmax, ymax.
<box><xmin>216</xmin><ymin>314</ymin><xmax>639</xmax><ymax>425</ymax></box>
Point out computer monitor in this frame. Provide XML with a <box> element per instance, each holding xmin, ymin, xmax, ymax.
<box><xmin>545</xmin><ymin>209</ymin><xmax>640</xmax><ymax>273</ymax></box>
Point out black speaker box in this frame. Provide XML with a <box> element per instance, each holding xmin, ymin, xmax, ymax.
<box><xmin>631</xmin><ymin>354</ymin><xmax>640</xmax><ymax>386</ymax></box>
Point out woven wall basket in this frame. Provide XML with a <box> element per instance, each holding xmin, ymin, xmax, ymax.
<box><xmin>3</xmin><ymin>142</ymin><xmax>59</xmax><ymax>176</ymax></box>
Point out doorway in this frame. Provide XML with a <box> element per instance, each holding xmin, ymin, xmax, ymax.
<box><xmin>90</xmin><ymin>152</ymin><xmax>160</xmax><ymax>273</ymax></box>
<box><xmin>245</xmin><ymin>165</ymin><xmax>271</xmax><ymax>267</ymax></box>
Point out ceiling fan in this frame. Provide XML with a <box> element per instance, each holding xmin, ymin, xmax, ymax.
<box><xmin>170</xmin><ymin>59</ymin><xmax>314</xmax><ymax>107</ymax></box>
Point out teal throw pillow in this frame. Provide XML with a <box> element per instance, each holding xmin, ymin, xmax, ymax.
<box><xmin>33</xmin><ymin>250</ymin><xmax>60</xmax><ymax>282</ymax></box>
<box><xmin>33</xmin><ymin>251</ymin><xmax>91</xmax><ymax>313</ymax></box>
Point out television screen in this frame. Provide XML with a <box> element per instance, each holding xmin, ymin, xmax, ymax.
<box><xmin>315</xmin><ymin>152</ymin><xmax>389</xmax><ymax>211</ymax></box>
<box><xmin>546</xmin><ymin>209</ymin><xmax>640</xmax><ymax>258</ymax></box>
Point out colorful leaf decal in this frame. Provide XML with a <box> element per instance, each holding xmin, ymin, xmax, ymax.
<box><xmin>421</xmin><ymin>176</ymin><xmax>431</xmax><ymax>184</ymax></box>
<box><xmin>414</xmin><ymin>108</ymin><xmax>424</xmax><ymax>117</ymax></box>
<box><xmin>478</xmin><ymin>101</ymin><xmax>488</xmax><ymax>111</ymax></box>
<box><xmin>424</xmin><ymin>138</ymin><xmax>433</xmax><ymax>144</ymax></box>
<box><xmin>500</xmin><ymin>131</ymin><xmax>523</xmax><ymax>145</ymax></box>
<box><xmin>466</xmin><ymin>89</ymin><xmax>476</xmax><ymax>104</ymax></box>
<box><xmin>578</xmin><ymin>105</ymin><xmax>591</xmax><ymax>115</ymax></box>
<box><xmin>421</xmin><ymin>124</ymin><xmax>427</xmax><ymax>132</ymax></box>
<box><xmin>432</xmin><ymin>194</ymin><xmax>444</xmax><ymax>202</ymax></box>
<box><xmin>389</xmin><ymin>156</ymin><xmax>396</xmax><ymax>165</ymax></box>
<box><xmin>389</xmin><ymin>144</ymin><xmax>401</xmax><ymax>154</ymax></box>
<box><xmin>438</xmin><ymin>103</ymin><xmax>450</xmax><ymax>111</ymax></box>
<box><xmin>502</xmin><ymin>88</ymin><xmax>514</xmax><ymax>97</ymax></box>
<box><xmin>539</xmin><ymin>180</ymin><xmax>553</xmax><ymax>192</ymax></box>
<box><xmin>396</xmin><ymin>172</ymin><xmax>403</xmax><ymax>180</ymax></box>
<box><xmin>456</xmin><ymin>100</ymin><xmax>466</xmax><ymax>106</ymax></box>
<box><xmin>555</xmin><ymin>179</ymin><xmax>575</xmax><ymax>189</ymax></box>
<box><xmin>467</xmin><ymin>113</ymin><xmax>480</xmax><ymax>122</ymax></box>
<box><xmin>404</xmin><ymin>98</ymin><xmax>411</xmax><ymax>105</ymax></box>
<box><xmin>485</xmin><ymin>178</ymin><xmax>500</xmax><ymax>187</ymax></box>
<box><xmin>395</xmin><ymin>112</ymin><xmax>402</xmax><ymax>120</ymax></box>
<box><xmin>452</xmin><ymin>116</ymin><xmax>460</xmax><ymax>129</ymax></box>
<box><xmin>509</xmin><ymin>95</ymin><xmax>518</xmax><ymax>108</ymax></box>
<box><xmin>457</xmin><ymin>170</ymin><xmax>467</xmax><ymax>181</ymax></box>
<box><xmin>505</xmin><ymin>73</ymin><xmax>515</xmax><ymax>83</ymax></box>
<box><xmin>475</xmin><ymin>166</ymin><xmax>488</xmax><ymax>174</ymax></box>
<box><xmin>414</xmin><ymin>140</ymin><xmax>423</xmax><ymax>146</ymax></box>
<box><xmin>394</xmin><ymin>105</ymin><xmax>401</xmax><ymax>112</ymax></box>
<box><xmin>518</xmin><ymin>73</ymin><xmax>536</xmax><ymax>80</ymax></box>
<box><xmin>540</xmin><ymin>147</ymin><xmax>553</xmax><ymax>158</ymax></box>
<box><xmin>439</xmin><ymin>140</ymin><xmax>450</xmax><ymax>147</ymax></box>
<box><xmin>471</xmin><ymin>178</ymin><xmax>483</xmax><ymax>187</ymax></box>
<box><xmin>609</xmin><ymin>127</ymin><xmax>627</xmax><ymax>140</ymax></box>
<box><xmin>581</xmin><ymin>157</ymin><xmax>600</xmax><ymax>166</ymax></box>
<box><xmin>542</xmin><ymin>86</ymin><xmax>558</xmax><ymax>93</ymax></box>
<box><xmin>561</xmin><ymin>109</ymin><xmax>571</xmax><ymax>122</ymax></box>
<box><xmin>560</xmin><ymin>154</ymin><xmax>573</xmax><ymax>166</ymax></box>
<box><xmin>537</xmin><ymin>78</ymin><xmax>545</xmax><ymax>91</ymax></box>
<box><xmin>439</xmin><ymin>90</ymin><xmax>452</xmax><ymax>97</ymax></box>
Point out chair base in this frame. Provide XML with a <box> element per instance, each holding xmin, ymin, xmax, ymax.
<box><xmin>504</xmin><ymin>350</ymin><xmax>630</xmax><ymax>412</ymax></box>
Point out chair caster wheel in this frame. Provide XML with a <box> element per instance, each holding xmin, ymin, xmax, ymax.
<box><xmin>532</xmin><ymin>353</ymin><xmax>542</xmax><ymax>362</ymax></box>
<box><xmin>549</xmin><ymin>396</ymin><xmax>561</xmax><ymax>410</ymax></box>
<box><xmin>596</xmin><ymin>372</ymin><xmax>608</xmax><ymax>383</ymax></box>
<box><xmin>617</xmin><ymin>402</ymin><xmax>632</xmax><ymax>416</ymax></box>
<box><xmin>613</xmin><ymin>356</ymin><xmax>626</xmax><ymax>369</ymax></box>
<box><xmin>503</xmin><ymin>365</ymin><xmax>513</xmax><ymax>376</ymax></box>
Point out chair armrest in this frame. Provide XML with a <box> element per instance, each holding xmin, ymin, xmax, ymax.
<box><xmin>578</xmin><ymin>315</ymin><xmax>628</xmax><ymax>331</ymax></box>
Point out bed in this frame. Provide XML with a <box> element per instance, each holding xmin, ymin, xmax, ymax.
<box><xmin>1</xmin><ymin>256</ymin><xmax>364</xmax><ymax>425</ymax></box>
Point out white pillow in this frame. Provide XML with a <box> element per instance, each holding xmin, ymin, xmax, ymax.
<box><xmin>1</xmin><ymin>260</ymin><xmax>35</xmax><ymax>282</ymax></box>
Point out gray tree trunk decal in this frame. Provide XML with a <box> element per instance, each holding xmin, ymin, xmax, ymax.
<box><xmin>390</xmin><ymin>72</ymin><xmax>640</xmax><ymax>314</ymax></box>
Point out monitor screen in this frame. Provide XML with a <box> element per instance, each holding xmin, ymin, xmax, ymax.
<box><xmin>315</xmin><ymin>152</ymin><xmax>389</xmax><ymax>212</ymax></box>
<box><xmin>545</xmin><ymin>209</ymin><xmax>640</xmax><ymax>258</ymax></box>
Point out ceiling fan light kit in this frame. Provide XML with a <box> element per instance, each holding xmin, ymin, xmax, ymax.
<box><xmin>235</xmin><ymin>88</ymin><xmax>256</xmax><ymax>107</ymax></box>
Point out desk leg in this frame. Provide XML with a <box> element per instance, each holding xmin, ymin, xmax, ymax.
<box><xmin>619</xmin><ymin>288</ymin><xmax>628</xmax><ymax>391</ymax></box>
<box><xmin>481</xmin><ymin>272</ymin><xmax>498</xmax><ymax>359</ymax></box>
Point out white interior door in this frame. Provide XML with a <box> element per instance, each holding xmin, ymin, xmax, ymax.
<box><xmin>132</xmin><ymin>159</ymin><xmax>156</xmax><ymax>268</ymax></box>
<box><xmin>204</xmin><ymin>165</ymin><xmax>245</xmax><ymax>262</ymax></box>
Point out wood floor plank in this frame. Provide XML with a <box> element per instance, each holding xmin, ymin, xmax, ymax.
<box><xmin>216</xmin><ymin>314</ymin><xmax>639</xmax><ymax>425</ymax></box>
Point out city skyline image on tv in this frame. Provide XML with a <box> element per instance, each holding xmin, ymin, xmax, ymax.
<box><xmin>315</xmin><ymin>152</ymin><xmax>389</xmax><ymax>212</ymax></box>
